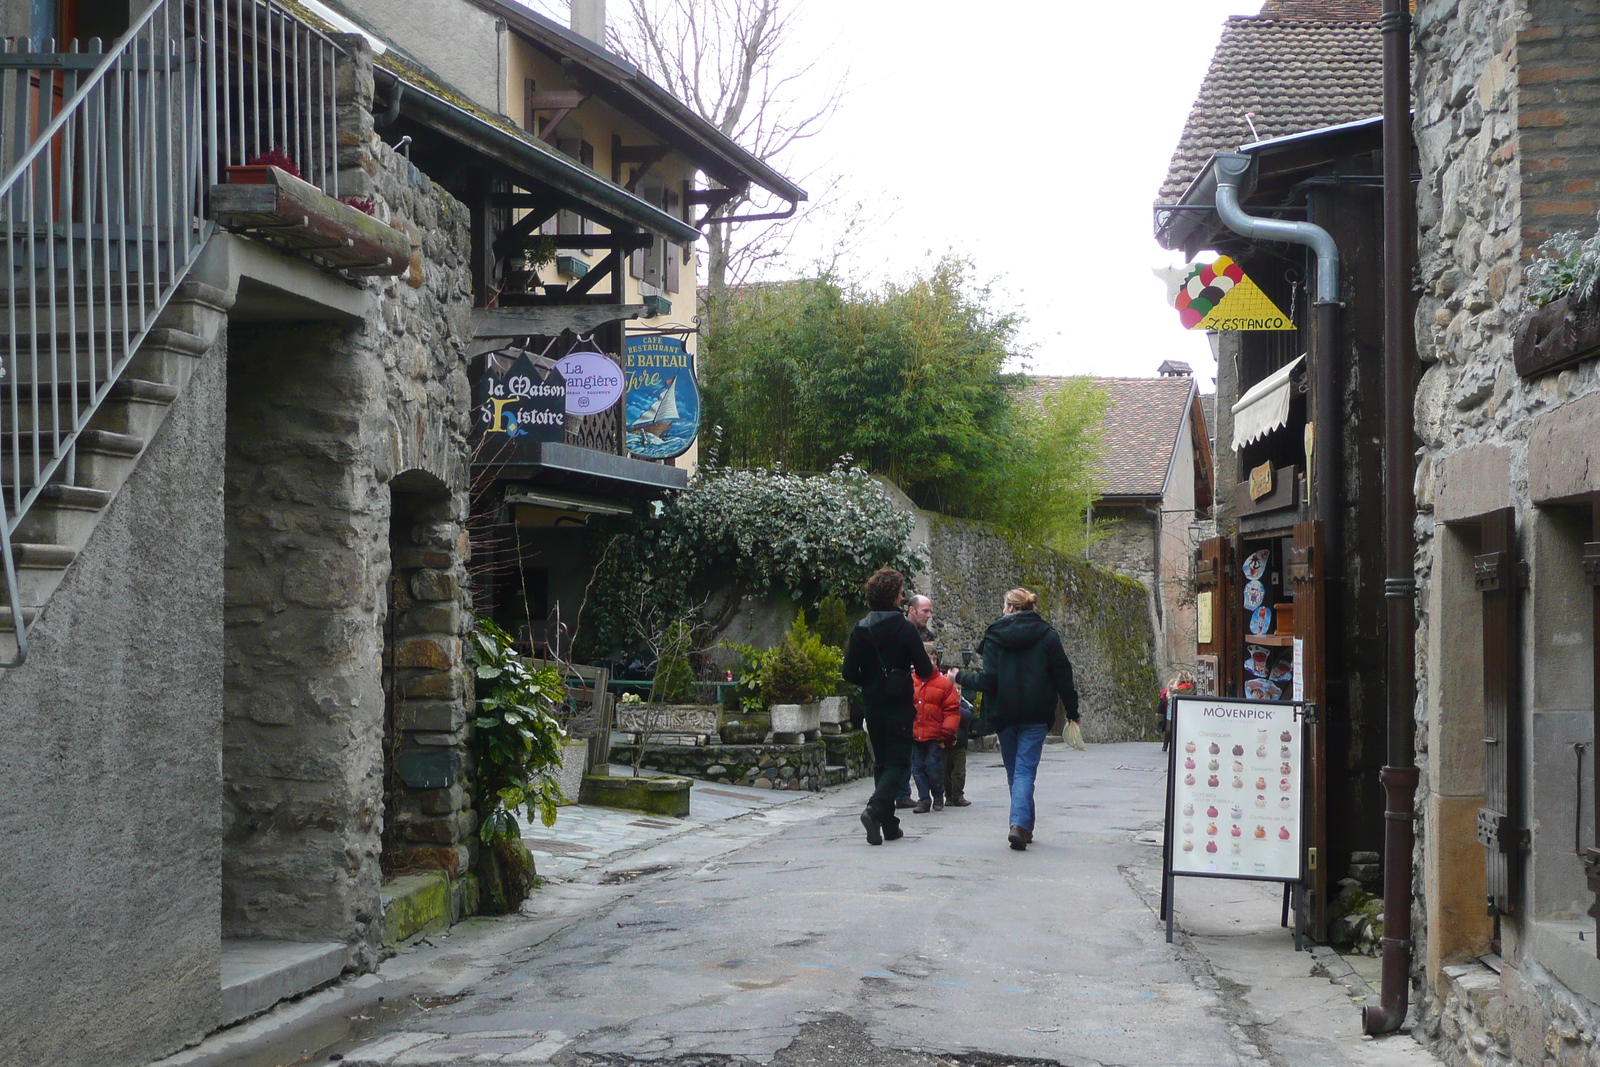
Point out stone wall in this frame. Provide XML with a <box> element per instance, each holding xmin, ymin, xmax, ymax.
<box><xmin>920</xmin><ymin>511</ymin><xmax>1159</xmax><ymax>743</ymax></box>
<box><xmin>0</xmin><ymin>313</ymin><xmax>228</xmax><ymax>1067</ymax></box>
<box><xmin>221</xmin><ymin>36</ymin><xmax>477</xmax><ymax>968</ymax></box>
<box><xmin>612</xmin><ymin>739</ymin><xmax>836</xmax><ymax>791</ymax></box>
<box><xmin>1413</xmin><ymin>0</ymin><xmax>1600</xmax><ymax>1057</ymax></box>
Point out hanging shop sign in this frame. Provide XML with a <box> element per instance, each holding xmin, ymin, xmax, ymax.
<box><xmin>1160</xmin><ymin>695</ymin><xmax>1309</xmax><ymax>948</ymax></box>
<box><xmin>1165</xmin><ymin>255</ymin><xmax>1295</xmax><ymax>331</ymax></box>
<box><xmin>470</xmin><ymin>348</ymin><xmax>567</xmax><ymax>448</ymax></box>
<box><xmin>624</xmin><ymin>334</ymin><xmax>700</xmax><ymax>460</ymax></box>
<box><xmin>555</xmin><ymin>345</ymin><xmax>625</xmax><ymax>415</ymax></box>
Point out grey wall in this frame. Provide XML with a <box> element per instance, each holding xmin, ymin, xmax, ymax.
<box><xmin>0</xmin><ymin>344</ymin><xmax>227</xmax><ymax>1067</ymax></box>
<box><xmin>336</xmin><ymin>0</ymin><xmax>503</xmax><ymax>113</ymax></box>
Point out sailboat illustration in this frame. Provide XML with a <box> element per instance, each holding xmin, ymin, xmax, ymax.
<box><xmin>629</xmin><ymin>376</ymin><xmax>680</xmax><ymax>439</ymax></box>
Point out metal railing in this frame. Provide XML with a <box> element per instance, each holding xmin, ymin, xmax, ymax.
<box><xmin>0</xmin><ymin>0</ymin><xmax>344</xmax><ymax>665</ymax></box>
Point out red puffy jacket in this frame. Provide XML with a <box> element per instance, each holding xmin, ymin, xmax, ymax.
<box><xmin>913</xmin><ymin>672</ymin><xmax>962</xmax><ymax>744</ymax></box>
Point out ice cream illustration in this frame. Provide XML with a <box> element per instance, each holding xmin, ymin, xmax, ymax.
<box><xmin>1209</xmin><ymin>743</ymin><xmax>1221</xmax><ymax>755</ymax></box>
<box><xmin>1206</xmin><ymin>822</ymin><xmax>1218</xmax><ymax>835</ymax></box>
<box><xmin>1231</xmin><ymin>776</ymin><xmax>1244</xmax><ymax>789</ymax></box>
<box><xmin>1232</xmin><ymin>745</ymin><xmax>1244</xmax><ymax>756</ymax></box>
<box><xmin>1230</xmin><ymin>825</ymin><xmax>1242</xmax><ymax>838</ymax></box>
<box><xmin>1255</xmin><ymin>777</ymin><xmax>1268</xmax><ymax>790</ymax></box>
<box><xmin>1280</xmin><ymin>745</ymin><xmax>1291</xmax><ymax>759</ymax></box>
<box><xmin>1230</xmin><ymin>805</ymin><xmax>1243</xmax><ymax>819</ymax></box>
<box><xmin>1208</xmin><ymin>759</ymin><xmax>1219</xmax><ymax>771</ymax></box>
<box><xmin>1206</xmin><ymin>805</ymin><xmax>1218</xmax><ymax>817</ymax></box>
<box><xmin>1280</xmin><ymin>730</ymin><xmax>1292</xmax><ymax>742</ymax></box>
<box><xmin>1256</xmin><ymin>745</ymin><xmax>1267</xmax><ymax>758</ymax></box>
<box><xmin>1206</xmin><ymin>841</ymin><xmax>1218</xmax><ymax>853</ymax></box>
<box><xmin>1230</xmin><ymin>842</ymin><xmax>1242</xmax><ymax>855</ymax></box>
<box><xmin>1255</xmin><ymin>795</ymin><xmax>1267</xmax><ymax>807</ymax></box>
<box><xmin>1183</xmin><ymin>803</ymin><xmax>1194</xmax><ymax>816</ymax></box>
<box><xmin>1183</xmin><ymin>822</ymin><xmax>1194</xmax><ymax>834</ymax></box>
<box><xmin>1280</xmin><ymin>762</ymin><xmax>1292</xmax><ymax>775</ymax></box>
<box><xmin>1254</xmin><ymin>825</ymin><xmax>1267</xmax><ymax>839</ymax></box>
<box><xmin>1256</xmin><ymin>729</ymin><xmax>1268</xmax><ymax>743</ymax></box>
<box><xmin>1184</xmin><ymin>774</ymin><xmax>1195</xmax><ymax>786</ymax></box>
<box><xmin>1186</xmin><ymin>742</ymin><xmax>1196</xmax><ymax>754</ymax></box>
<box><xmin>1279</xmin><ymin>778</ymin><xmax>1291</xmax><ymax>792</ymax></box>
<box><xmin>1280</xmin><ymin>796</ymin><xmax>1291</xmax><ymax>809</ymax></box>
<box><xmin>1184</xmin><ymin>757</ymin><xmax>1196</xmax><ymax>769</ymax></box>
<box><xmin>1208</xmin><ymin>775</ymin><xmax>1220</xmax><ymax>787</ymax></box>
<box><xmin>1279</xmin><ymin>826</ymin><xmax>1291</xmax><ymax>840</ymax></box>
<box><xmin>1232</xmin><ymin>760</ymin><xmax>1244</xmax><ymax>772</ymax></box>
<box><xmin>1182</xmin><ymin>840</ymin><xmax>1194</xmax><ymax>852</ymax></box>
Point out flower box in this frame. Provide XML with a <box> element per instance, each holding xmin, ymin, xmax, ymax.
<box><xmin>1513</xmin><ymin>288</ymin><xmax>1600</xmax><ymax>379</ymax></box>
<box><xmin>578</xmin><ymin>772</ymin><xmax>691</xmax><ymax>817</ymax></box>
<box><xmin>209</xmin><ymin>164</ymin><xmax>412</xmax><ymax>276</ymax></box>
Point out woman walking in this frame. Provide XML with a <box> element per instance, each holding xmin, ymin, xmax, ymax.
<box><xmin>842</xmin><ymin>568</ymin><xmax>935</xmax><ymax>845</ymax></box>
<box><xmin>949</xmin><ymin>588</ymin><xmax>1079</xmax><ymax>851</ymax></box>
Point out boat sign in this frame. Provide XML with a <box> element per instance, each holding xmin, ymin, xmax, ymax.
<box><xmin>624</xmin><ymin>334</ymin><xmax>699</xmax><ymax>460</ymax></box>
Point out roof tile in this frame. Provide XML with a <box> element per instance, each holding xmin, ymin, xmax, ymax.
<box><xmin>1022</xmin><ymin>376</ymin><xmax>1199</xmax><ymax>499</ymax></box>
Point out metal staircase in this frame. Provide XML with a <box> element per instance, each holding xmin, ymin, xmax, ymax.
<box><xmin>0</xmin><ymin>0</ymin><xmax>343</xmax><ymax>665</ymax></box>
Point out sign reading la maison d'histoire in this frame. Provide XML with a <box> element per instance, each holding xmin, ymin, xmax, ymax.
<box><xmin>471</xmin><ymin>348</ymin><xmax>567</xmax><ymax>452</ymax></box>
<box><xmin>624</xmin><ymin>334</ymin><xmax>700</xmax><ymax>460</ymax></box>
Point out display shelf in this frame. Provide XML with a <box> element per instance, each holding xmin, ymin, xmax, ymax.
<box><xmin>1245</xmin><ymin>633</ymin><xmax>1295</xmax><ymax>647</ymax></box>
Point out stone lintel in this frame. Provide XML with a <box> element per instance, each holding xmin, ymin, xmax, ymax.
<box><xmin>1529</xmin><ymin>392</ymin><xmax>1600</xmax><ymax>504</ymax></box>
<box><xmin>1433</xmin><ymin>443</ymin><xmax>1513</xmax><ymax>522</ymax></box>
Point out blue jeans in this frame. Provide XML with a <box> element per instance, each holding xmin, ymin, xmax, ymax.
<box><xmin>910</xmin><ymin>740</ymin><xmax>945</xmax><ymax>802</ymax></box>
<box><xmin>997</xmin><ymin>723</ymin><xmax>1049</xmax><ymax>831</ymax></box>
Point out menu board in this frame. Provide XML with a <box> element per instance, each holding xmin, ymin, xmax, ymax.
<box><xmin>1168</xmin><ymin>696</ymin><xmax>1304</xmax><ymax>882</ymax></box>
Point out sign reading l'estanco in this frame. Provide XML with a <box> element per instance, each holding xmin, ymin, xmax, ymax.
<box><xmin>1157</xmin><ymin>255</ymin><xmax>1295</xmax><ymax>331</ymax></box>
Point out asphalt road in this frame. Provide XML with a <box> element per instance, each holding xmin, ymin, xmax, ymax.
<box><xmin>183</xmin><ymin>742</ymin><xmax>1440</xmax><ymax>1067</ymax></box>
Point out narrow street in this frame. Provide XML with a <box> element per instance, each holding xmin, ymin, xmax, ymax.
<box><xmin>167</xmin><ymin>746</ymin><xmax>1441</xmax><ymax>1067</ymax></box>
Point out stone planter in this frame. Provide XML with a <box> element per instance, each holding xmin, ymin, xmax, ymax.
<box><xmin>554</xmin><ymin>740</ymin><xmax>588</xmax><ymax>806</ymax></box>
<box><xmin>1513</xmin><ymin>288</ymin><xmax>1600</xmax><ymax>378</ymax></box>
<box><xmin>817</xmin><ymin>695</ymin><xmax>851</xmax><ymax>730</ymax></box>
<box><xmin>719</xmin><ymin>720</ymin><xmax>768</xmax><ymax>744</ymax></box>
<box><xmin>770</xmin><ymin>702</ymin><xmax>821</xmax><ymax>742</ymax></box>
<box><xmin>578</xmin><ymin>772</ymin><xmax>691</xmax><ymax>817</ymax></box>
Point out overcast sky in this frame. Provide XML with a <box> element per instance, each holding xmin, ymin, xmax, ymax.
<box><xmin>519</xmin><ymin>1</ymin><xmax>1269</xmax><ymax>388</ymax></box>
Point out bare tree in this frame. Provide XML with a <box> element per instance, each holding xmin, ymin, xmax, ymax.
<box><xmin>605</xmin><ymin>0</ymin><xmax>843</xmax><ymax>315</ymax></box>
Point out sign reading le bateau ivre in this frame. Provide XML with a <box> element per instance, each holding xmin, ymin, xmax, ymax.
<box><xmin>624</xmin><ymin>334</ymin><xmax>700</xmax><ymax>460</ymax></box>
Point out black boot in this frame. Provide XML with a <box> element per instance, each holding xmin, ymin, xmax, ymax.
<box><xmin>860</xmin><ymin>808</ymin><xmax>882</xmax><ymax>846</ymax></box>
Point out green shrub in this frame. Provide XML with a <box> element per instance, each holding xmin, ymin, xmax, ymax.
<box><xmin>814</xmin><ymin>594</ymin><xmax>850</xmax><ymax>649</ymax></box>
<box><xmin>790</xmin><ymin>613</ymin><xmax>844</xmax><ymax>698</ymax></box>
<box><xmin>650</xmin><ymin>618</ymin><xmax>695</xmax><ymax>703</ymax></box>
<box><xmin>766</xmin><ymin>633</ymin><xmax>816</xmax><ymax>705</ymax></box>
<box><xmin>469</xmin><ymin>618</ymin><xmax>568</xmax><ymax>914</ymax></box>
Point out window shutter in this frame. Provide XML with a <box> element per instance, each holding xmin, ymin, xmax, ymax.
<box><xmin>1291</xmin><ymin>520</ymin><xmax>1328</xmax><ymax>940</ymax></box>
<box><xmin>1477</xmin><ymin>506</ymin><xmax>1525</xmax><ymax>916</ymax></box>
<box><xmin>1195</xmin><ymin>537</ymin><xmax>1237</xmax><ymax>697</ymax></box>
<box><xmin>664</xmin><ymin>191</ymin><xmax>680</xmax><ymax>293</ymax></box>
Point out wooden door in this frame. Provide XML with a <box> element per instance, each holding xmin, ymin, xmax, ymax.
<box><xmin>1476</xmin><ymin>507</ymin><xmax>1524</xmax><ymax>916</ymax></box>
<box><xmin>1196</xmin><ymin>537</ymin><xmax>1236</xmax><ymax>696</ymax></box>
<box><xmin>1584</xmin><ymin>495</ymin><xmax>1600</xmax><ymax>952</ymax></box>
<box><xmin>1290</xmin><ymin>520</ymin><xmax>1329</xmax><ymax>937</ymax></box>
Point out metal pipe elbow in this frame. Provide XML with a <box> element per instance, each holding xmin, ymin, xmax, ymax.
<box><xmin>1213</xmin><ymin>153</ymin><xmax>1340</xmax><ymax>304</ymax></box>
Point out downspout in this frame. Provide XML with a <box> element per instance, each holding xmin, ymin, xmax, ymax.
<box><xmin>1363</xmin><ymin>0</ymin><xmax>1420</xmax><ymax>1036</ymax></box>
<box><xmin>1213</xmin><ymin>153</ymin><xmax>1343</xmax><ymax>554</ymax></box>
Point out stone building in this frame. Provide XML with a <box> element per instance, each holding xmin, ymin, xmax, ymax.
<box><xmin>1408</xmin><ymin>0</ymin><xmax>1600</xmax><ymax>1060</ymax></box>
<box><xmin>1022</xmin><ymin>369</ymin><xmax>1213</xmax><ymax>686</ymax></box>
<box><xmin>0</xmin><ymin>1</ymin><xmax>793</xmax><ymax>1064</ymax></box>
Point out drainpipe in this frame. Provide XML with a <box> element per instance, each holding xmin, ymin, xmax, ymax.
<box><xmin>1213</xmin><ymin>153</ymin><xmax>1343</xmax><ymax>554</ymax></box>
<box><xmin>1363</xmin><ymin>0</ymin><xmax>1420</xmax><ymax>1036</ymax></box>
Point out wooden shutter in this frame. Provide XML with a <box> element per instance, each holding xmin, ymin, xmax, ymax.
<box><xmin>1584</xmin><ymin>495</ymin><xmax>1600</xmax><ymax>952</ymax></box>
<box><xmin>664</xmin><ymin>191</ymin><xmax>681</xmax><ymax>293</ymax></box>
<box><xmin>1291</xmin><ymin>520</ymin><xmax>1329</xmax><ymax>938</ymax></box>
<box><xmin>1477</xmin><ymin>506</ymin><xmax>1525</xmax><ymax>916</ymax></box>
<box><xmin>1195</xmin><ymin>537</ymin><xmax>1237</xmax><ymax>697</ymax></box>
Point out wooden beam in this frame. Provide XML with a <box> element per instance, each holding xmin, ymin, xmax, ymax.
<box><xmin>568</xmin><ymin>249</ymin><xmax>621</xmax><ymax>297</ymax></box>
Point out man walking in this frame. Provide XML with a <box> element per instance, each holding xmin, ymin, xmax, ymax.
<box><xmin>896</xmin><ymin>594</ymin><xmax>935</xmax><ymax>809</ymax></box>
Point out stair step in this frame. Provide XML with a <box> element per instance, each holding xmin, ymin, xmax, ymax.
<box><xmin>31</xmin><ymin>484</ymin><xmax>112</xmax><ymax>511</ymax></box>
<box><xmin>0</xmin><ymin>605</ymin><xmax>41</xmax><ymax>633</ymax></box>
<box><xmin>3</xmin><ymin>542</ymin><xmax>75</xmax><ymax>569</ymax></box>
<box><xmin>0</xmin><ymin>428</ymin><xmax>143</xmax><ymax>458</ymax></box>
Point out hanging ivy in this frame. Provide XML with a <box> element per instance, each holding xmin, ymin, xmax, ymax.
<box><xmin>576</xmin><ymin>461</ymin><xmax>923</xmax><ymax>661</ymax></box>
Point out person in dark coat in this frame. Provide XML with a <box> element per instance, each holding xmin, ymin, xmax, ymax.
<box><xmin>842</xmin><ymin>568</ymin><xmax>935</xmax><ymax>845</ymax></box>
<box><xmin>948</xmin><ymin>587</ymin><xmax>1079</xmax><ymax>851</ymax></box>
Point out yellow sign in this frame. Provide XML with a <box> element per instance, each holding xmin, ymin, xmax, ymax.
<box><xmin>1172</xmin><ymin>255</ymin><xmax>1295</xmax><ymax>331</ymax></box>
<box><xmin>1197</xmin><ymin>591</ymin><xmax>1213</xmax><ymax>645</ymax></box>
<box><xmin>1249</xmin><ymin>461</ymin><xmax>1276</xmax><ymax>501</ymax></box>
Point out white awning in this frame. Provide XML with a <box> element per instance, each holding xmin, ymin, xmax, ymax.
<box><xmin>1231</xmin><ymin>355</ymin><xmax>1304</xmax><ymax>450</ymax></box>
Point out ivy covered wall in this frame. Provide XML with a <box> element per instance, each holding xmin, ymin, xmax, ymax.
<box><xmin>919</xmin><ymin>511</ymin><xmax>1159</xmax><ymax>744</ymax></box>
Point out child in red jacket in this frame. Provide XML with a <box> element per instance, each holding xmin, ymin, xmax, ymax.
<box><xmin>911</xmin><ymin>643</ymin><xmax>962</xmax><ymax>812</ymax></box>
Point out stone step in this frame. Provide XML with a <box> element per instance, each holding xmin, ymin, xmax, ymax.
<box><xmin>219</xmin><ymin>940</ymin><xmax>346</xmax><ymax>1027</ymax></box>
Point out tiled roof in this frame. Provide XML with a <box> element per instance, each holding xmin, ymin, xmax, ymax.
<box><xmin>1022</xmin><ymin>376</ymin><xmax>1197</xmax><ymax>500</ymax></box>
<box><xmin>1157</xmin><ymin>3</ymin><xmax>1383</xmax><ymax>203</ymax></box>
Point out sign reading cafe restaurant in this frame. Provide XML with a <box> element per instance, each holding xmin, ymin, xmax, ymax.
<box><xmin>624</xmin><ymin>334</ymin><xmax>700</xmax><ymax>460</ymax></box>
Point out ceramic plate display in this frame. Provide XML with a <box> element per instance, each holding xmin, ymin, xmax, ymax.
<box><xmin>1245</xmin><ymin>648</ymin><xmax>1270</xmax><ymax>677</ymax></box>
<box><xmin>1244</xmin><ymin>678</ymin><xmax>1282</xmax><ymax>700</ymax></box>
<box><xmin>1243</xmin><ymin>579</ymin><xmax>1266</xmax><ymax>610</ymax></box>
<box><xmin>1242</xmin><ymin>549</ymin><xmax>1270</xmax><ymax>581</ymax></box>
<box><xmin>1249</xmin><ymin>605</ymin><xmax>1274</xmax><ymax>635</ymax></box>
